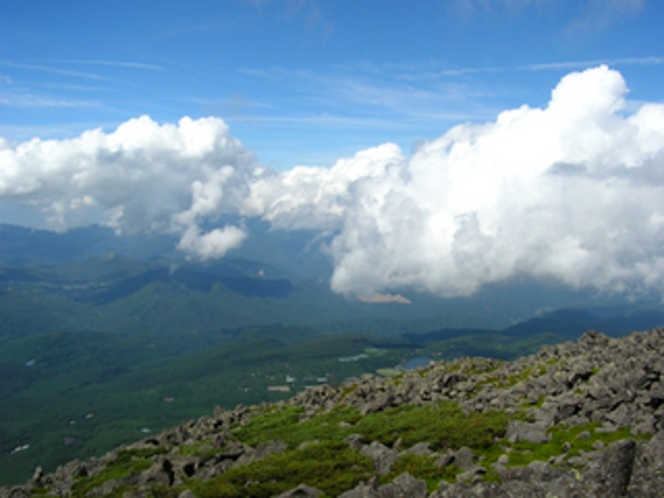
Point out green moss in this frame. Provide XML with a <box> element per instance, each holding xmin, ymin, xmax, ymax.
<box><xmin>232</xmin><ymin>405</ymin><xmax>303</xmax><ymax>445</ymax></box>
<box><xmin>474</xmin><ymin>365</ymin><xmax>537</xmax><ymax>393</ymax></box>
<box><xmin>382</xmin><ymin>454</ymin><xmax>460</xmax><ymax>492</ymax></box>
<box><xmin>70</xmin><ymin>452</ymin><xmax>154</xmax><ymax>497</ymax></box>
<box><xmin>233</xmin><ymin>404</ymin><xmax>361</xmax><ymax>449</ymax></box>
<box><xmin>233</xmin><ymin>401</ymin><xmax>511</xmax><ymax>454</ymax></box>
<box><xmin>186</xmin><ymin>441</ymin><xmax>373</xmax><ymax>498</ymax></box>
<box><xmin>353</xmin><ymin>402</ymin><xmax>510</xmax><ymax>451</ymax></box>
<box><xmin>148</xmin><ymin>484</ymin><xmax>187</xmax><ymax>498</ymax></box>
<box><xmin>175</xmin><ymin>439</ymin><xmax>225</xmax><ymax>457</ymax></box>
<box><xmin>503</xmin><ymin>423</ymin><xmax>652</xmax><ymax>468</ymax></box>
<box><xmin>120</xmin><ymin>446</ymin><xmax>168</xmax><ymax>459</ymax></box>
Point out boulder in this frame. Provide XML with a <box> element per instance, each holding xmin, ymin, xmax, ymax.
<box><xmin>627</xmin><ymin>431</ymin><xmax>664</xmax><ymax>496</ymax></box>
<box><xmin>360</xmin><ymin>441</ymin><xmax>399</xmax><ymax>476</ymax></box>
<box><xmin>505</xmin><ymin>420</ymin><xmax>550</xmax><ymax>444</ymax></box>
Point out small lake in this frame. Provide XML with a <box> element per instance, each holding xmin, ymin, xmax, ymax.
<box><xmin>402</xmin><ymin>356</ymin><xmax>433</xmax><ymax>370</ymax></box>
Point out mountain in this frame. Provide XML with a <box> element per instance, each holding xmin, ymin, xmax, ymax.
<box><xmin>2</xmin><ymin>222</ymin><xmax>664</xmax><ymax>490</ymax></box>
<box><xmin>0</xmin><ymin>223</ymin><xmax>655</xmax><ymax>334</ymax></box>
<box><xmin>3</xmin><ymin>327</ymin><xmax>664</xmax><ymax>497</ymax></box>
<box><xmin>0</xmin><ymin>251</ymin><xmax>507</xmax><ymax>340</ymax></box>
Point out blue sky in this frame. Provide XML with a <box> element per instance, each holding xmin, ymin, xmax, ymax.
<box><xmin>1</xmin><ymin>0</ymin><xmax>662</xmax><ymax>169</ymax></box>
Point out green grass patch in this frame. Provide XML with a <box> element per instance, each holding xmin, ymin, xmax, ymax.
<box><xmin>504</xmin><ymin>423</ymin><xmax>651</xmax><ymax>468</ymax></box>
<box><xmin>381</xmin><ymin>454</ymin><xmax>460</xmax><ymax>492</ymax></box>
<box><xmin>70</xmin><ymin>450</ymin><xmax>154</xmax><ymax>497</ymax></box>
<box><xmin>186</xmin><ymin>441</ymin><xmax>373</xmax><ymax>498</ymax></box>
<box><xmin>233</xmin><ymin>404</ymin><xmax>361</xmax><ymax>449</ymax></box>
<box><xmin>175</xmin><ymin>439</ymin><xmax>224</xmax><ymax>457</ymax></box>
<box><xmin>353</xmin><ymin>402</ymin><xmax>510</xmax><ymax>451</ymax></box>
<box><xmin>232</xmin><ymin>401</ymin><xmax>511</xmax><ymax>453</ymax></box>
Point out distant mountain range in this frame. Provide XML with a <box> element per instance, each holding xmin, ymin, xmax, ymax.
<box><xmin>1</xmin><ymin>222</ymin><xmax>664</xmax><ymax>486</ymax></box>
<box><xmin>1</xmin><ymin>222</ymin><xmax>658</xmax><ymax>339</ymax></box>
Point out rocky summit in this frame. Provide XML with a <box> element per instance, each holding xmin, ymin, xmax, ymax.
<box><xmin>3</xmin><ymin>328</ymin><xmax>664</xmax><ymax>497</ymax></box>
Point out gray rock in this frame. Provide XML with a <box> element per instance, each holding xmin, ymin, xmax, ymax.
<box><xmin>435</xmin><ymin>452</ymin><xmax>455</xmax><ymax>468</ymax></box>
<box><xmin>400</xmin><ymin>442</ymin><xmax>433</xmax><ymax>456</ymax></box>
<box><xmin>582</xmin><ymin>438</ymin><xmax>636</xmax><ymax>495</ymax></box>
<box><xmin>376</xmin><ymin>472</ymin><xmax>428</xmax><ymax>498</ymax></box>
<box><xmin>627</xmin><ymin>431</ymin><xmax>664</xmax><ymax>496</ymax></box>
<box><xmin>339</xmin><ymin>472</ymin><xmax>428</xmax><ymax>498</ymax></box>
<box><xmin>360</xmin><ymin>441</ymin><xmax>399</xmax><ymax>476</ymax></box>
<box><xmin>456</xmin><ymin>466</ymin><xmax>486</xmax><ymax>485</ymax></box>
<box><xmin>454</xmin><ymin>446</ymin><xmax>476</xmax><ymax>471</ymax></box>
<box><xmin>254</xmin><ymin>439</ymin><xmax>288</xmax><ymax>460</ymax></box>
<box><xmin>138</xmin><ymin>459</ymin><xmax>173</xmax><ymax>486</ymax></box>
<box><xmin>338</xmin><ymin>477</ymin><xmax>380</xmax><ymax>498</ymax></box>
<box><xmin>276</xmin><ymin>484</ymin><xmax>324</xmax><ymax>497</ymax></box>
<box><xmin>0</xmin><ymin>487</ymin><xmax>30</xmax><ymax>498</ymax></box>
<box><xmin>505</xmin><ymin>420</ymin><xmax>549</xmax><ymax>444</ymax></box>
<box><xmin>344</xmin><ymin>433</ymin><xmax>364</xmax><ymax>451</ymax></box>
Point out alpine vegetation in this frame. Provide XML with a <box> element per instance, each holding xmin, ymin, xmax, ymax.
<box><xmin>4</xmin><ymin>327</ymin><xmax>664</xmax><ymax>497</ymax></box>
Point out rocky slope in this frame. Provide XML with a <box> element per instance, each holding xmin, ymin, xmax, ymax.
<box><xmin>3</xmin><ymin>328</ymin><xmax>664</xmax><ymax>497</ymax></box>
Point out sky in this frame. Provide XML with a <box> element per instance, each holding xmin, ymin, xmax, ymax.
<box><xmin>1</xmin><ymin>0</ymin><xmax>664</xmax><ymax>299</ymax></box>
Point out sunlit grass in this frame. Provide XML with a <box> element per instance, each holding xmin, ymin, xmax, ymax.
<box><xmin>187</xmin><ymin>441</ymin><xmax>373</xmax><ymax>498</ymax></box>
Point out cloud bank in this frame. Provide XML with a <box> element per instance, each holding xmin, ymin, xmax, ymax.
<box><xmin>0</xmin><ymin>115</ymin><xmax>257</xmax><ymax>258</ymax></box>
<box><xmin>1</xmin><ymin>66</ymin><xmax>664</xmax><ymax>298</ymax></box>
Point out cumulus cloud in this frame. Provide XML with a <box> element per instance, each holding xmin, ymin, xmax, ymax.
<box><xmin>238</xmin><ymin>142</ymin><xmax>404</xmax><ymax>230</ymax></box>
<box><xmin>242</xmin><ymin>65</ymin><xmax>664</xmax><ymax>298</ymax></box>
<box><xmin>1</xmin><ymin>65</ymin><xmax>664</xmax><ymax>299</ymax></box>
<box><xmin>0</xmin><ymin>115</ymin><xmax>257</xmax><ymax>258</ymax></box>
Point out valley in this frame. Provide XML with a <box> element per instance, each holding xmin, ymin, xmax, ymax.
<box><xmin>1</xmin><ymin>224</ymin><xmax>663</xmax><ymax>486</ymax></box>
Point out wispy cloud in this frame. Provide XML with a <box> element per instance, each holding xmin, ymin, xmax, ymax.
<box><xmin>0</xmin><ymin>90</ymin><xmax>97</xmax><ymax>108</ymax></box>
<box><xmin>526</xmin><ymin>56</ymin><xmax>664</xmax><ymax>71</ymax></box>
<box><xmin>60</xmin><ymin>60</ymin><xmax>165</xmax><ymax>71</ymax></box>
<box><xmin>237</xmin><ymin>64</ymin><xmax>494</xmax><ymax>122</ymax></box>
<box><xmin>428</xmin><ymin>56</ymin><xmax>664</xmax><ymax>79</ymax></box>
<box><xmin>1</xmin><ymin>61</ymin><xmax>106</xmax><ymax>80</ymax></box>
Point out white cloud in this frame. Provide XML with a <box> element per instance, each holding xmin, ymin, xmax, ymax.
<box><xmin>1</xmin><ymin>65</ymin><xmax>664</xmax><ymax>298</ymax></box>
<box><xmin>239</xmin><ymin>142</ymin><xmax>404</xmax><ymax>230</ymax></box>
<box><xmin>244</xmin><ymin>65</ymin><xmax>664</xmax><ymax>298</ymax></box>
<box><xmin>0</xmin><ymin>115</ymin><xmax>256</xmax><ymax>258</ymax></box>
<box><xmin>177</xmin><ymin>224</ymin><xmax>247</xmax><ymax>260</ymax></box>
